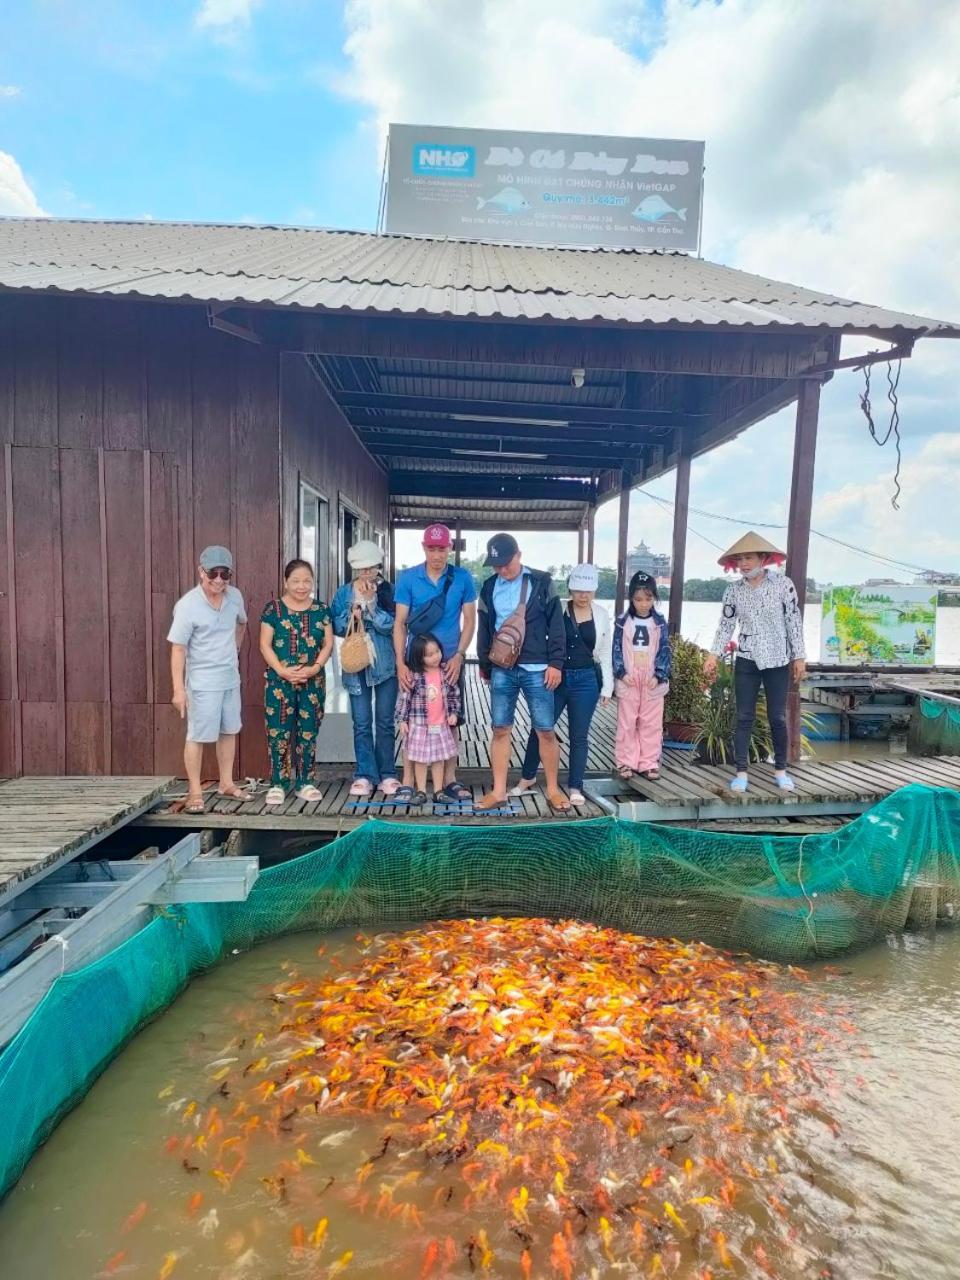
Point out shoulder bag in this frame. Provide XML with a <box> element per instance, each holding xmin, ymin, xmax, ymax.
<box><xmin>406</xmin><ymin>566</ymin><xmax>455</xmax><ymax>640</ymax></box>
<box><xmin>488</xmin><ymin>576</ymin><xmax>529</xmax><ymax>670</ymax></box>
<box><xmin>340</xmin><ymin>608</ymin><xmax>373</xmax><ymax>673</ymax></box>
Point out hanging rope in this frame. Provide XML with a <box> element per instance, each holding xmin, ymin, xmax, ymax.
<box><xmin>858</xmin><ymin>360</ymin><xmax>903</xmax><ymax>509</ymax></box>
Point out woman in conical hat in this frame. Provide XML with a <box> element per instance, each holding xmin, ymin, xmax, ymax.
<box><xmin>703</xmin><ymin>531</ymin><xmax>805</xmax><ymax>794</ymax></box>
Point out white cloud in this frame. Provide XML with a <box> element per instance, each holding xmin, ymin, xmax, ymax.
<box><xmin>341</xmin><ymin>0</ymin><xmax>960</xmax><ymax>584</ymax></box>
<box><xmin>0</xmin><ymin>152</ymin><xmax>47</xmax><ymax>216</ymax></box>
<box><xmin>194</xmin><ymin>0</ymin><xmax>262</xmax><ymax>35</ymax></box>
<box><xmin>0</xmin><ymin>85</ymin><xmax>21</xmax><ymax>99</ymax></box>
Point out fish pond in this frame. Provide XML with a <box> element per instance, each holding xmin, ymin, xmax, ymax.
<box><xmin>0</xmin><ymin>919</ymin><xmax>958</xmax><ymax>1280</ymax></box>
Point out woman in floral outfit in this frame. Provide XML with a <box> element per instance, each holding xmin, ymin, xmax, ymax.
<box><xmin>259</xmin><ymin>558</ymin><xmax>333</xmax><ymax>805</ymax></box>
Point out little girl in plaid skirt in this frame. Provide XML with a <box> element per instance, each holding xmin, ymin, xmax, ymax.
<box><xmin>395</xmin><ymin>633</ymin><xmax>461</xmax><ymax>803</ymax></box>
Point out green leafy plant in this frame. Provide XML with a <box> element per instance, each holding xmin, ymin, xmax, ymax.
<box><xmin>694</xmin><ymin>651</ymin><xmax>819</xmax><ymax>765</ymax></box>
<box><xmin>663</xmin><ymin>635</ymin><xmax>709</xmax><ymax>734</ymax></box>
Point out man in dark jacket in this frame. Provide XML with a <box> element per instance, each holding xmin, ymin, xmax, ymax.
<box><xmin>475</xmin><ymin>534</ymin><xmax>570</xmax><ymax>811</ymax></box>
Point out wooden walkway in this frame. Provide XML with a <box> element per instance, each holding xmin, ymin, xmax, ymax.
<box><xmin>0</xmin><ymin>776</ymin><xmax>172</xmax><ymax>906</ymax></box>
<box><xmin>617</xmin><ymin>750</ymin><xmax>960</xmax><ymax>822</ymax></box>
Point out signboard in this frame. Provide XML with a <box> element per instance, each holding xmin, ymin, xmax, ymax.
<box><xmin>384</xmin><ymin>124</ymin><xmax>704</xmax><ymax>251</ymax></box>
<box><xmin>820</xmin><ymin>585</ymin><xmax>937</xmax><ymax>666</ymax></box>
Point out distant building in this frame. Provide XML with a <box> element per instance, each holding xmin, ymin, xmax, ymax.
<box><xmin>863</xmin><ymin>578</ymin><xmax>904</xmax><ymax>588</ymax></box>
<box><xmin>627</xmin><ymin>540</ymin><xmax>671</xmax><ymax>581</ymax></box>
<box><xmin>917</xmin><ymin>569</ymin><xmax>960</xmax><ymax>585</ymax></box>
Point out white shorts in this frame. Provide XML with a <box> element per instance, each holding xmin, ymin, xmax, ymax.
<box><xmin>186</xmin><ymin>686</ymin><xmax>242</xmax><ymax>744</ymax></box>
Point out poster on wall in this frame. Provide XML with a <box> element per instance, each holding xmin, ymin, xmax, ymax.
<box><xmin>820</xmin><ymin>585</ymin><xmax>937</xmax><ymax>666</ymax></box>
<box><xmin>384</xmin><ymin>124</ymin><xmax>705</xmax><ymax>251</ymax></box>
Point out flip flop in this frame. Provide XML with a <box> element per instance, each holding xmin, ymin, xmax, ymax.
<box><xmin>546</xmin><ymin>791</ymin><xmax>572</xmax><ymax>813</ymax></box>
<box><xmin>392</xmin><ymin>786</ymin><xmax>416</xmax><ymax>804</ymax></box>
<box><xmin>183</xmin><ymin>794</ymin><xmax>205</xmax><ymax>814</ymax></box>
<box><xmin>217</xmin><ymin>785</ymin><xmax>251</xmax><ymax>801</ymax></box>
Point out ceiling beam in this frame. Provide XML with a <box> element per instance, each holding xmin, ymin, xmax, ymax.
<box><xmin>389</xmin><ymin>472</ymin><xmax>596</xmax><ymax>502</ymax></box>
<box><xmin>359</xmin><ymin>437</ymin><xmax>631</xmax><ymax>466</ymax></box>
<box><xmin>336</xmin><ymin>391</ymin><xmax>695</xmax><ymax>427</ymax></box>
<box><xmin>347</xmin><ymin>412</ymin><xmax>669</xmax><ymax>447</ymax></box>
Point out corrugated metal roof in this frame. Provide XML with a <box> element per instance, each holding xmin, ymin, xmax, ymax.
<box><xmin>1</xmin><ymin>217</ymin><xmax>957</xmax><ymax>336</ymax></box>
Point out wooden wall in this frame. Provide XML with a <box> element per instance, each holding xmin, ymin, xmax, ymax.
<box><xmin>0</xmin><ymin>293</ymin><xmax>387</xmax><ymax>779</ymax></box>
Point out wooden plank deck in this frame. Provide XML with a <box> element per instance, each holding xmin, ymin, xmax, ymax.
<box><xmin>617</xmin><ymin>750</ymin><xmax>960</xmax><ymax>821</ymax></box>
<box><xmin>0</xmin><ymin>776</ymin><xmax>173</xmax><ymax>906</ymax></box>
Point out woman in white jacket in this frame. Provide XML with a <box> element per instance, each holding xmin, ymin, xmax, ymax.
<box><xmin>510</xmin><ymin>564</ymin><xmax>613</xmax><ymax>806</ymax></box>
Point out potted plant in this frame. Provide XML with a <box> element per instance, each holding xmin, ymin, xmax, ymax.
<box><xmin>663</xmin><ymin>635</ymin><xmax>709</xmax><ymax>743</ymax></box>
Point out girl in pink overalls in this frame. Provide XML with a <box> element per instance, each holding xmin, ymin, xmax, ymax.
<box><xmin>612</xmin><ymin>572</ymin><xmax>672</xmax><ymax>780</ymax></box>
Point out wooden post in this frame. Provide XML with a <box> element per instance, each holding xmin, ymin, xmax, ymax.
<box><xmin>577</xmin><ymin>519</ymin><xmax>585</xmax><ymax>564</ymax></box>
<box><xmin>388</xmin><ymin>523</ymin><xmax>396</xmax><ymax>578</ymax></box>
<box><xmin>615</xmin><ymin>471</ymin><xmax>631</xmax><ymax>611</ymax></box>
<box><xmin>785</xmin><ymin>378</ymin><xmax>821</xmax><ymax>760</ymax></box>
<box><xmin>586</xmin><ymin>505</ymin><xmax>596</xmax><ymax>562</ymax></box>
<box><xmin>454</xmin><ymin>522</ymin><xmax>462</xmax><ymax>566</ymax></box>
<box><xmin>669</xmin><ymin>429</ymin><xmax>691</xmax><ymax>637</ymax></box>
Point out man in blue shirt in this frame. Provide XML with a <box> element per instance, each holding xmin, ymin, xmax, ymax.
<box><xmin>393</xmin><ymin>523</ymin><xmax>477</xmax><ymax>801</ymax></box>
<box><xmin>475</xmin><ymin>534</ymin><xmax>569</xmax><ymax>812</ymax></box>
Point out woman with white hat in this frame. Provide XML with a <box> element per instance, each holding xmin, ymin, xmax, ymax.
<box><xmin>510</xmin><ymin>564</ymin><xmax>613</xmax><ymax>807</ymax></box>
<box><xmin>331</xmin><ymin>540</ymin><xmax>400</xmax><ymax>799</ymax></box>
<box><xmin>704</xmin><ymin>531</ymin><xmax>806</xmax><ymax>793</ymax></box>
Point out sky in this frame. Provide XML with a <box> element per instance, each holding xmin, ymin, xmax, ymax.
<box><xmin>2</xmin><ymin>0</ymin><xmax>959</xmax><ymax>584</ymax></box>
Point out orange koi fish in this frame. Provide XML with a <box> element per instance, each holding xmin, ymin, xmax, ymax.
<box><xmin>550</xmin><ymin>1231</ymin><xmax>573</xmax><ymax>1280</ymax></box>
<box><xmin>186</xmin><ymin>1191</ymin><xmax>204</xmax><ymax>1218</ymax></box>
<box><xmin>158</xmin><ymin>1254</ymin><xmax>179</xmax><ymax>1280</ymax></box>
<box><xmin>420</xmin><ymin>1239</ymin><xmax>440</xmax><ymax>1278</ymax></box>
<box><xmin>291</xmin><ymin>1223</ymin><xmax>306</xmax><ymax>1249</ymax></box>
<box><xmin>520</xmin><ymin>1248</ymin><xmax>533</xmax><ymax>1279</ymax></box>
<box><xmin>100</xmin><ymin>1251</ymin><xmax>128</xmax><ymax>1277</ymax></box>
<box><xmin>120</xmin><ymin>1201</ymin><xmax>148</xmax><ymax>1234</ymax></box>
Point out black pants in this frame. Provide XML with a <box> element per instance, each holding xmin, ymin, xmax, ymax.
<box><xmin>734</xmin><ymin>658</ymin><xmax>790</xmax><ymax>770</ymax></box>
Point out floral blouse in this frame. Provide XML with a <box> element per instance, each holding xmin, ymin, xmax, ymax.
<box><xmin>710</xmin><ymin>571</ymin><xmax>805</xmax><ymax>670</ymax></box>
<box><xmin>260</xmin><ymin>598</ymin><xmax>332</xmax><ymax>682</ymax></box>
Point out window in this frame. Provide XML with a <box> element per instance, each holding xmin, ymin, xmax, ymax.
<box><xmin>299</xmin><ymin>480</ymin><xmax>328</xmax><ymax>601</ymax></box>
<box><xmin>339</xmin><ymin>504</ymin><xmax>361</xmax><ymax>583</ymax></box>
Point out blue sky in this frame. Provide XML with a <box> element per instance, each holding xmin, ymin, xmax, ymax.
<box><xmin>2</xmin><ymin>0</ymin><xmax>959</xmax><ymax>592</ymax></box>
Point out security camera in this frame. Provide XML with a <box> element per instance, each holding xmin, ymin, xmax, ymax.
<box><xmin>570</xmin><ymin>368</ymin><xmax>586</xmax><ymax>389</ymax></box>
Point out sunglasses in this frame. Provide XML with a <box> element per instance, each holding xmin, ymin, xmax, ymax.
<box><xmin>203</xmin><ymin>567</ymin><xmax>232</xmax><ymax>581</ymax></box>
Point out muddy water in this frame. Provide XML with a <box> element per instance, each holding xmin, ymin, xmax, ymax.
<box><xmin>0</xmin><ymin>926</ymin><xmax>958</xmax><ymax>1280</ymax></box>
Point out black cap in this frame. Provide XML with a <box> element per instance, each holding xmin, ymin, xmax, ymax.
<box><xmin>628</xmin><ymin>570</ymin><xmax>659</xmax><ymax>599</ymax></box>
<box><xmin>484</xmin><ymin>533</ymin><xmax>520</xmax><ymax>567</ymax></box>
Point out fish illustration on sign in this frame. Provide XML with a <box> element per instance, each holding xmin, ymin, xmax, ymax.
<box><xmin>476</xmin><ymin>188</ymin><xmax>531</xmax><ymax>214</ymax></box>
<box><xmin>631</xmin><ymin>194</ymin><xmax>687</xmax><ymax>222</ymax></box>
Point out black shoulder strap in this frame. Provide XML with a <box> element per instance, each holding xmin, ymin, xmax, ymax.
<box><xmin>440</xmin><ymin>565</ymin><xmax>455</xmax><ymax>598</ymax></box>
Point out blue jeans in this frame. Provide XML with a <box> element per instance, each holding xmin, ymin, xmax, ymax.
<box><xmin>349</xmin><ymin>677</ymin><xmax>399</xmax><ymax>784</ymax></box>
<box><xmin>489</xmin><ymin>666</ymin><xmax>557</xmax><ymax>732</ymax></box>
<box><xmin>521</xmin><ymin>665</ymin><xmax>600</xmax><ymax>790</ymax></box>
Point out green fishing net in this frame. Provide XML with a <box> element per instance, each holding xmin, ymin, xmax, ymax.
<box><xmin>0</xmin><ymin>781</ymin><xmax>957</xmax><ymax>1200</ymax></box>
<box><xmin>910</xmin><ymin>696</ymin><xmax>960</xmax><ymax>755</ymax></box>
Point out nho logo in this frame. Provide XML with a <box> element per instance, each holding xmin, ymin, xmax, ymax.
<box><xmin>412</xmin><ymin>144</ymin><xmax>476</xmax><ymax>178</ymax></box>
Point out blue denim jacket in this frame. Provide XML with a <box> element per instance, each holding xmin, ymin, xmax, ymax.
<box><xmin>331</xmin><ymin>581</ymin><xmax>397</xmax><ymax>692</ymax></box>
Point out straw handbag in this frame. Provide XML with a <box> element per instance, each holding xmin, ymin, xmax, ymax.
<box><xmin>340</xmin><ymin>610</ymin><xmax>374</xmax><ymax>674</ymax></box>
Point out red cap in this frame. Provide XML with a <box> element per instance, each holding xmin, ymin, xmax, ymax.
<box><xmin>422</xmin><ymin>523</ymin><xmax>452</xmax><ymax>548</ymax></box>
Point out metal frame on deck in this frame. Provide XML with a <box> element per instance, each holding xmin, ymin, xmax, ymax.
<box><xmin>0</xmin><ymin>835</ymin><xmax>259</xmax><ymax>1049</ymax></box>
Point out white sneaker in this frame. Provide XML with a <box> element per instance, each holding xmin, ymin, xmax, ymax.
<box><xmin>349</xmin><ymin>778</ymin><xmax>373</xmax><ymax>797</ymax></box>
<box><xmin>264</xmin><ymin>786</ymin><xmax>285</xmax><ymax>806</ymax></box>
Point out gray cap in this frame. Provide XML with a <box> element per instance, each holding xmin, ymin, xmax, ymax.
<box><xmin>199</xmin><ymin>545</ymin><xmax>233</xmax><ymax>572</ymax></box>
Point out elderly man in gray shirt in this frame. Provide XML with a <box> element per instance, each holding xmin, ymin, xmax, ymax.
<box><xmin>168</xmin><ymin>545</ymin><xmax>250</xmax><ymax>813</ymax></box>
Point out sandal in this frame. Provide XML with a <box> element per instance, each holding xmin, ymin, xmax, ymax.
<box><xmin>616</xmin><ymin>765</ymin><xmax>633</xmax><ymax>780</ymax></box>
<box><xmin>642</xmin><ymin>768</ymin><xmax>661</xmax><ymax>781</ymax></box>
<box><xmin>183</xmin><ymin>794</ymin><xmax>205</xmax><ymax>814</ymax></box>
<box><xmin>295</xmin><ymin>784</ymin><xmax>323</xmax><ymax>803</ymax></box>
<box><xmin>264</xmin><ymin>786</ymin><xmax>286</xmax><ymax>806</ymax></box>
<box><xmin>392</xmin><ymin>785</ymin><xmax>416</xmax><ymax>804</ymax></box>
<box><xmin>217</xmin><ymin>784</ymin><xmax>251</xmax><ymax>801</ymax></box>
<box><xmin>440</xmin><ymin>781</ymin><xmax>472</xmax><ymax>801</ymax></box>
<box><xmin>546</xmin><ymin>790</ymin><xmax>572</xmax><ymax>812</ymax></box>
<box><xmin>411</xmin><ymin>791</ymin><xmax>428</xmax><ymax>805</ymax></box>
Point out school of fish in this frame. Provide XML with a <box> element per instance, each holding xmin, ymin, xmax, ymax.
<box><xmin>107</xmin><ymin>918</ymin><xmax>844</xmax><ymax>1278</ymax></box>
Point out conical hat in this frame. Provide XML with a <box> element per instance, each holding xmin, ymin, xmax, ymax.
<box><xmin>717</xmin><ymin>530</ymin><xmax>786</xmax><ymax>568</ymax></box>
